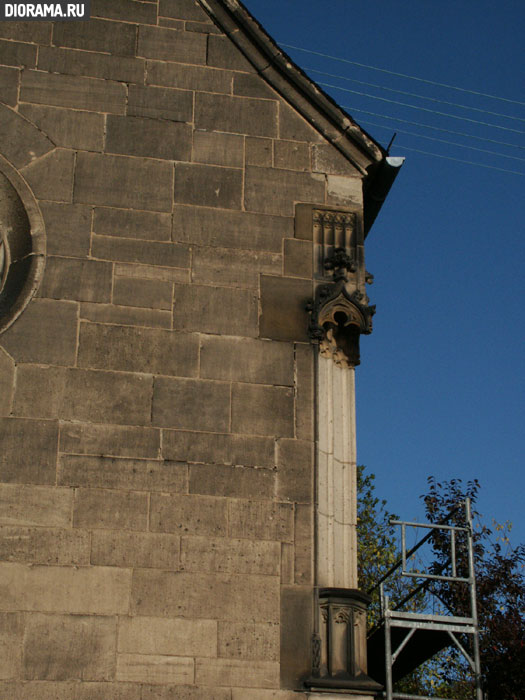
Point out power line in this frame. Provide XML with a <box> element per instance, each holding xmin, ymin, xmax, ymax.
<box><xmin>392</xmin><ymin>144</ymin><xmax>524</xmax><ymax>176</ymax></box>
<box><xmin>304</xmin><ymin>67</ymin><xmax>525</xmax><ymax>124</ymax></box>
<box><xmin>280</xmin><ymin>43</ymin><xmax>525</xmax><ymax>107</ymax></box>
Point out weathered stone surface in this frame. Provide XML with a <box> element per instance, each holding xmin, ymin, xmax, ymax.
<box><xmin>279</xmin><ymin>102</ymin><xmax>324</xmax><ymax>143</ymax></box>
<box><xmin>218</xmin><ymin>621</ymin><xmax>279</xmax><ymax>661</ymax></box>
<box><xmin>141</xmin><ymin>686</ymin><xmax>230</xmax><ymax>700</ymax></box>
<box><xmin>200</xmin><ymin>336</ymin><xmax>293</xmax><ymax>385</ymax></box>
<box><xmin>153</xmin><ymin>376</ymin><xmax>230</xmax><ymax>431</ymax></box>
<box><xmin>259</xmin><ymin>275</ymin><xmax>311</xmax><ymax>342</ymax></box>
<box><xmin>39</xmin><ymin>257</ymin><xmax>112</xmax><ymax>303</ymax></box>
<box><xmin>280</xmin><ymin>543</ymin><xmax>294</xmax><ymax>585</ymax></box>
<box><xmin>0</xmin><ymin>102</ymin><xmax>54</xmax><ymax>168</ymax></box>
<box><xmin>195</xmin><ymin>93</ymin><xmax>277</xmax><ymax>138</ymax></box>
<box><xmin>274</xmin><ymin>140</ymin><xmax>310</xmax><ymax>172</ymax></box>
<box><xmin>59</xmin><ymin>454</ymin><xmax>186</xmax><ymax>493</ymax></box>
<box><xmin>276</xmin><ymin>439</ymin><xmax>313</xmax><ymax>503</ymax></box>
<box><xmin>0</xmin><ymin>527</ymin><xmax>89</xmax><ymax>565</ymax></box>
<box><xmin>192</xmin><ymin>246</ymin><xmax>281</xmax><ymax>289</ymax></box>
<box><xmin>150</xmin><ymin>493</ymin><xmax>227</xmax><ymax>537</ymax></box>
<box><xmin>294</xmin><ymin>504</ymin><xmax>313</xmax><ymax>585</ymax></box>
<box><xmin>0</xmin><ymin>417</ymin><xmax>58</xmax><ymax>485</ymax></box>
<box><xmin>52</xmin><ymin>18</ymin><xmax>136</xmax><ymax>55</ymax></box>
<box><xmin>186</xmin><ymin>20</ymin><xmax>221</xmax><ymax>34</ymax></box>
<box><xmin>326</xmin><ymin>174</ymin><xmax>363</xmax><ymax>208</ymax></box>
<box><xmin>0</xmin><ymin>350</ymin><xmax>14</xmax><ymax>416</ymax></box>
<box><xmin>192</xmin><ymin>131</ymin><xmax>243</xmax><ymax>168</ymax></box>
<box><xmin>312</xmin><ymin>143</ymin><xmax>360</xmax><ymax>176</ymax></box>
<box><xmin>21</xmin><ymin>70</ymin><xmax>126</xmax><ymax>114</ymax></box>
<box><xmin>245</xmin><ymin>136</ymin><xmax>272</xmax><ymax>167</ymax></box>
<box><xmin>158</xmin><ymin>18</ymin><xmax>185</xmax><ymax>30</ymax></box>
<box><xmin>40</xmin><ymin>202</ymin><xmax>91</xmax><ymax>257</ymax></box>
<box><xmin>0</xmin><ymin>484</ymin><xmax>72</xmax><ymax>528</ymax></box>
<box><xmin>106</xmin><ymin>115</ymin><xmax>192</xmax><ymax>161</ymax></box>
<box><xmin>0</xmin><ymin>681</ymin><xmax>142</xmax><ymax>700</ymax></box>
<box><xmin>245</xmin><ymin>165</ymin><xmax>325</xmax><ymax>217</ymax></box>
<box><xmin>195</xmin><ymin>658</ymin><xmax>279</xmax><ymax>689</ymax></box>
<box><xmin>91</xmin><ymin>235</ymin><xmax>188</xmax><ymax>267</ymax></box>
<box><xmin>0</xmin><ymin>66</ymin><xmax>19</xmax><ymax>107</ymax></box>
<box><xmin>93</xmin><ymin>207</ymin><xmax>171</xmax><ymax>242</ymax></box>
<box><xmin>91</xmin><ymin>531</ymin><xmax>180</xmax><ymax>569</ymax></box>
<box><xmin>0</xmin><ymin>562</ymin><xmax>131</xmax><ymax>614</ymax></box>
<box><xmin>131</xmin><ymin>570</ymin><xmax>279</xmax><ymax>622</ymax></box>
<box><xmin>231</xmin><ymin>384</ymin><xmax>294</xmax><ymax>437</ymax></box>
<box><xmin>113</xmin><ymin>276</ymin><xmax>173</xmax><ymax>311</ymax></box>
<box><xmin>174</xmin><ymin>162</ymin><xmax>242</xmax><ymax>209</ymax></box>
<box><xmin>0</xmin><ymin>612</ymin><xmax>23</xmax><ymax>680</ymax></box>
<box><xmin>128</xmin><ymin>84</ymin><xmax>193</xmax><ymax>123</ymax></box>
<box><xmin>172</xmin><ymin>283</ymin><xmax>258</xmax><ymax>336</ymax></box>
<box><xmin>280</xmin><ymin>586</ymin><xmax>313</xmax><ymax>689</ymax></box>
<box><xmin>189</xmin><ymin>464</ymin><xmax>274</xmax><ymax>500</ymax></box>
<box><xmin>295</xmin><ymin>343</ymin><xmax>314</xmax><ymax>440</ymax></box>
<box><xmin>73</xmin><ymin>488</ymin><xmax>149</xmax><ymax>531</ymax></box>
<box><xmin>232</xmin><ymin>691</ymin><xmax>307</xmax><ymax>700</ymax></box>
<box><xmin>91</xmin><ymin>0</ymin><xmax>158</xmax><ymax>24</ymax></box>
<box><xmin>116</xmin><ymin>654</ymin><xmax>194</xmax><ymax>684</ymax></box>
<box><xmin>0</xmin><ymin>21</ymin><xmax>51</xmax><ymax>44</ymax></box>
<box><xmin>0</xmin><ymin>299</ymin><xmax>77</xmax><ymax>366</ymax></box>
<box><xmin>23</xmin><ymin>614</ymin><xmax>117</xmax><ymax>680</ymax></box>
<box><xmin>159</xmin><ymin>0</ymin><xmax>209</xmax><ymax>21</ymax></box>
<box><xmin>21</xmin><ymin>149</ymin><xmax>74</xmax><ymax>202</ymax></box>
<box><xmin>173</xmin><ymin>205</ymin><xmax>291</xmax><ymax>252</ymax></box>
<box><xmin>228</xmin><ymin>501</ymin><xmax>294</xmax><ymax>542</ymax></box>
<box><xmin>233</xmin><ymin>73</ymin><xmax>277</xmax><ymax>100</ymax></box>
<box><xmin>147</xmin><ymin>60</ymin><xmax>232</xmax><ymax>94</ymax></box>
<box><xmin>137</xmin><ymin>25</ymin><xmax>206</xmax><ymax>63</ymax></box>
<box><xmin>283</xmin><ymin>238</ymin><xmax>312</xmax><ymax>278</ymax></box>
<box><xmin>37</xmin><ymin>46</ymin><xmax>145</xmax><ymax>83</ymax></box>
<box><xmin>162</xmin><ymin>430</ymin><xmax>274</xmax><ymax>468</ymax></box>
<box><xmin>19</xmin><ymin>104</ymin><xmax>104</xmax><ymax>151</ymax></box>
<box><xmin>75</xmin><ymin>153</ymin><xmax>173</xmax><ymax>212</ymax></box>
<box><xmin>181</xmin><ymin>536</ymin><xmax>279</xmax><ymax>575</ymax></box>
<box><xmin>118</xmin><ymin>616</ymin><xmax>216</xmax><ymax>657</ymax></box>
<box><xmin>207</xmin><ymin>35</ymin><xmax>256</xmax><ymax>73</ymax></box>
<box><xmin>59</xmin><ymin>423</ymin><xmax>160</xmax><ymax>459</ymax></box>
<box><xmin>115</xmin><ymin>263</ymin><xmax>188</xmax><ymax>284</ymax></box>
<box><xmin>80</xmin><ymin>303</ymin><xmax>172</xmax><ymax>330</ymax></box>
<box><xmin>0</xmin><ymin>39</ymin><xmax>36</xmax><ymax>67</ymax></box>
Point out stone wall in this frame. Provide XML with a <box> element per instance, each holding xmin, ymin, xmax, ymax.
<box><xmin>0</xmin><ymin>1</ymin><xmax>366</xmax><ymax>697</ymax></box>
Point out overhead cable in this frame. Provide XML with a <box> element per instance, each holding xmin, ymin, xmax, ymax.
<box><xmin>280</xmin><ymin>43</ymin><xmax>525</xmax><ymax>107</ymax></box>
<box><xmin>392</xmin><ymin>144</ymin><xmax>524</xmax><ymax>176</ymax></box>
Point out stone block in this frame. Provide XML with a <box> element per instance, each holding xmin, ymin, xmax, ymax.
<box><xmin>207</xmin><ymin>35</ymin><xmax>256</xmax><ymax>72</ymax></box>
<box><xmin>61</xmin><ymin>368</ymin><xmax>152</xmax><ymax>426</ymax></box>
<box><xmin>153</xmin><ymin>376</ymin><xmax>230</xmax><ymax>431</ymax></box>
<box><xmin>74</xmin><ymin>153</ymin><xmax>173</xmax><ymax>212</ymax></box>
<box><xmin>21</xmin><ymin>149</ymin><xmax>74</xmax><ymax>203</ymax></box>
<box><xmin>0</xmin><ymin>350</ymin><xmax>14</xmax><ymax>416</ymax></box>
<box><xmin>147</xmin><ymin>60</ymin><xmax>232</xmax><ymax>94</ymax></box>
<box><xmin>0</xmin><ymin>102</ymin><xmax>54</xmax><ymax>168</ymax></box>
<box><xmin>59</xmin><ymin>454</ymin><xmax>187</xmax><ymax>493</ymax></box>
<box><xmin>0</xmin><ymin>680</ymin><xmax>142</xmax><ymax>700</ymax></box>
<box><xmin>0</xmin><ymin>562</ymin><xmax>131</xmax><ymax>614</ymax></box>
<box><xmin>231</xmin><ymin>384</ymin><xmax>294</xmax><ymax>437</ymax></box>
<box><xmin>283</xmin><ymin>238</ymin><xmax>312</xmax><ymax>278</ymax></box>
<box><xmin>295</xmin><ymin>343</ymin><xmax>314</xmax><ymax>440</ymax></box>
<box><xmin>91</xmin><ymin>531</ymin><xmax>180</xmax><ymax>569</ymax></box>
<box><xmin>192</xmin><ymin>246</ymin><xmax>281</xmax><ymax>289</ymax></box>
<box><xmin>173</xmin><ymin>205</ymin><xmax>291</xmax><ymax>253</ymax></box>
<box><xmin>92</xmin><ymin>236</ymin><xmax>189</xmax><ymax>270</ymax></box>
<box><xmin>0</xmin><ymin>39</ymin><xmax>36</xmax><ymax>67</ymax></box>
<box><xmin>39</xmin><ymin>257</ymin><xmax>112</xmax><ymax>303</ymax></box>
<box><xmin>52</xmin><ymin>18</ymin><xmax>136</xmax><ymax>55</ymax></box>
<box><xmin>162</xmin><ymin>430</ymin><xmax>274</xmax><ymax>468</ymax></box>
<box><xmin>115</xmin><ymin>263</ymin><xmax>188</xmax><ymax>284</ymax></box>
<box><xmin>91</xmin><ymin>0</ymin><xmax>158</xmax><ymax>23</ymax></box>
<box><xmin>326</xmin><ymin>174</ymin><xmax>363</xmax><ymax>208</ymax></box>
<box><xmin>137</xmin><ymin>25</ymin><xmax>206</xmax><ymax>63</ymax></box>
<box><xmin>200</xmin><ymin>336</ymin><xmax>293</xmax><ymax>385</ymax></box>
<box><xmin>20</xmin><ymin>70</ymin><xmax>126</xmax><ymax>114</ymax></box>
<box><xmin>106</xmin><ymin>115</ymin><xmax>192</xmax><ymax>161</ymax></box>
<box><xmin>19</xmin><ymin>104</ymin><xmax>104</xmax><ymax>151</ymax></box>
<box><xmin>294</xmin><ymin>504</ymin><xmax>313</xmax><ymax>585</ymax></box>
<box><xmin>181</xmin><ymin>535</ymin><xmax>280</xmax><ymax>576</ymax></box>
<box><xmin>38</xmin><ymin>46</ymin><xmax>145</xmax><ymax>83</ymax></box>
<box><xmin>141</xmin><ymin>686</ymin><xmax>230</xmax><ymax>700</ymax></box>
<box><xmin>259</xmin><ymin>275</ymin><xmax>312</xmax><ymax>343</ymax></box>
<box><xmin>172</xmin><ymin>283</ymin><xmax>258</xmax><ymax>336</ymax></box>
<box><xmin>0</xmin><ymin>22</ymin><xmax>51</xmax><ymax>43</ymax></box>
<box><xmin>59</xmin><ymin>423</ymin><xmax>160</xmax><ymax>459</ymax></box>
<box><xmin>0</xmin><ymin>612</ymin><xmax>23</xmax><ymax>680</ymax></box>
<box><xmin>174</xmin><ymin>162</ymin><xmax>242</xmax><ymax>209</ymax></box>
<box><xmin>274</xmin><ymin>140</ymin><xmax>310</xmax><ymax>172</ymax></box>
<box><xmin>0</xmin><ymin>299</ymin><xmax>77</xmax><ymax>366</ymax></box>
<box><xmin>281</xmin><ymin>543</ymin><xmax>294</xmax><ymax>585</ymax></box>
<box><xmin>233</xmin><ymin>73</ymin><xmax>277</xmax><ymax>100</ymax></box>
<box><xmin>245</xmin><ymin>137</ymin><xmax>273</xmax><ymax>167</ymax></box>
<box><xmin>73</xmin><ymin>488</ymin><xmax>148</xmax><ymax>531</ymax></box>
<box><xmin>218</xmin><ymin>621</ymin><xmax>279</xmax><ymax>661</ymax></box>
<box><xmin>150</xmin><ymin>493</ymin><xmax>227</xmax><ymax>537</ymax></box>
<box><xmin>0</xmin><ymin>66</ymin><xmax>19</xmax><ymax>107</ymax></box>
<box><xmin>276</xmin><ymin>439</ymin><xmax>313</xmax><ymax>503</ymax></box>
<box><xmin>0</xmin><ymin>526</ymin><xmax>89</xmax><ymax>565</ymax></box>
<box><xmin>80</xmin><ymin>303</ymin><xmax>172</xmax><ymax>330</ymax></box>
<box><xmin>131</xmin><ymin>569</ymin><xmax>279</xmax><ymax>622</ymax></box>
<box><xmin>158</xmin><ymin>18</ymin><xmax>185</xmax><ymax>30</ymax></box>
<box><xmin>192</xmin><ymin>131</ymin><xmax>243</xmax><ymax>168</ymax></box>
<box><xmin>195</xmin><ymin>658</ymin><xmax>279</xmax><ymax>689</ymax></box>
<box><xmin>228</xmin><ymin>500</ymin><xmax>294</xmax><ymax>542</ymax></box>
<box><xmin>0</xmin><ymin>417</ymin><xmax>58</xmax><ymax>485</ymax></box>
<box><xmin>112</xmin><ymin>276</ymin><xmax>173</xmax><ymax>310</ymax></box>
<box><xmin>186</xmin><ymin>20</ymin><xmax>221</xmax><ymax>34</ymax></box>
<box><xmin>23</xmin><ymin>614</ymin><xmax>117</xmax><ymax>680</ymax></box>
<box><xmin>245</xmin><ymin>165</ymin><xmax>325</xmax><ymax>217</ymax></box>
<box><xmin>232</xmin><ymin>692</ymin><xmax>307</xmax><ymax>700</ymax></box>
<box><xmin>159</xmin><ymin>0</ymin><xmax>209</xmax><ymax>21</ymax></box>
<box><xmin>13</xmin><ymin>365</ymin><xmax>66</xmax><ymax>419</ymax></box>
<box><xmin>0</xmin><ymin>484</ymin><xmax>72</xmax><ymax>528</ymax></box>
<box><xmin>280</xmin><ymin>586</ymin><xmax>313</xmax><ymax>689</ymax></box>
<box><xmin>116</xmin><ymin>654</ymin><xmax>194</xmax><ymax>685</ymax></box>
<box><xmin>195</xmin><ymin>93</ymin><xmax>277</xmax><ymax>138</ymax></box>
<box><xmin>189</xmin><ymin>464</ymin><xmax>274</xmax><ymax>500</ymax></box>
<box><xmin>118</xmin><ymin>616</ymin><xmax>216</xmax><ymax>657</ymax></box>
<box><xmin>279</xmin><ymin>102</ymin><xmax>324</xmax><ymax>143</ymax></box>
<box><xmin>93</xmin><ymin>207</ymin><xmax>171</xmax><ymax>242</ymax></box>
<box><xmin>128</xmin><ymin>84</ymin><xmax>193</xmax><ymax>122</ymax></box>
<box><xmin>40</xmin><ymin>203</ymin><xmax>91</xmax><ymax>257</ymax></box>
<box><xmin>312</xmin><ymin>143</ymin><xmax>359</xmax><ymax>176</ymax></box>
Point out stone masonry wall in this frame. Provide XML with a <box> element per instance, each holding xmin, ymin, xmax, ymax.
<box><xmin>0</xmin><ymin>2</ymin><xmax>365</xmax><ymax>697</ymax></box>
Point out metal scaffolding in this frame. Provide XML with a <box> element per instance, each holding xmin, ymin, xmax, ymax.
<box><xmin>367</xmin><ymin>498</ymin><xmax>483</xmax><ymax>700</ymax></box>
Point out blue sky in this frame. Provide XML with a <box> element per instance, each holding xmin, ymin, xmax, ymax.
<box><xmin>246</xmin><ymin>0</ymin><xmax>525</xmax><ymax>545</ymax></box>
